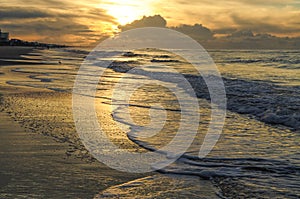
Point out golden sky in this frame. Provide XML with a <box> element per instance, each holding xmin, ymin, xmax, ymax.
<box><xmin>1</xmin><ymin>0</ymin><xmax>300</xmax><ymax>45</ymax></box>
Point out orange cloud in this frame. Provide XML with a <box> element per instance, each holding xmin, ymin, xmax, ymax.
<box><xmin>1</xmin><ymin>0</ymin><xmax>300</xmax><ymax>45</ymax></box>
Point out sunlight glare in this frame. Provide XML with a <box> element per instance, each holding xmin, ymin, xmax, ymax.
<box><xmin>99</xmin><ymin>0</ymin><xmax>155</xmax><ymax>25</ymax></box>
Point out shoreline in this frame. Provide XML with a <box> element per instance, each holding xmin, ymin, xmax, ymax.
<box><xmin>0</xmin><ymin>91</ymin><xmax>148</xmax><ymax>198</ymax></box>
<box><xmin>0</xmin><ymin>47</ymin><xmax>148</xmax><ymax>198</ymax></box>
<box><xmin>1</xmin><ymin>46</ymin><xmax>298</xmax><ymax>198</ymax></box>
<box><xmin>0</xmin><ymin>90</ymin><xmax>219</xmax><ymax>198</ymax></box>
<box><xmin>0</xmin><ymin>44</ymin><xmax>218</xmax><ymax>196</ymax></box>
<box><xmin>0</xmin><ymin>110</ymin><xmax>144</xmax><ymax>198</ymax></box>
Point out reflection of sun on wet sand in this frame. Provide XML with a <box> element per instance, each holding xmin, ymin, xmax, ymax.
<box><xmin>0</xmin><ymin>47</ymin><xmax>144</xmax><ymax>198</ymax></box>
<box><xmin>0</xmin><ymin>92</ymin><xmax>147</xmax><ymax>198</ymax></box>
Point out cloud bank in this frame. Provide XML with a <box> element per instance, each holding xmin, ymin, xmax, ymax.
<box><xmin>119</xmin><ymin>15</ymin><xmax>300</xmax><ymax>49</ymax></box>
<box><xmin>0</xmin><ymin>3</ymin><xmax>117</xmax><ymax>45</ymax></box>
<box><xmin>153</xmin><ymin>0</ymin><xmax>300</xmax><ymax>38</ymax></box>
<box><xmin>119</xmin><ymin>15</ymin><xmax>167</xmax><ymax>31</ymax></box>
<box><xmin>1</xmin><ymin>0</ymin><xmax>300</xmax><ymax>48</ymax></box>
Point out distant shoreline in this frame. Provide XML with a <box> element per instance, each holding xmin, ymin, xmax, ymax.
<box><xmin>0</xmin><ymin>38</ymin><xmax>67</xmax><ymax>49</ymax></box>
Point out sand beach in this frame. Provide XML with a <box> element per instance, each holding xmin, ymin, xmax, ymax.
<box><xmin>0</xmin><ymin>47</ymin><xmax>144</xmax><ymax>198</ymax></box>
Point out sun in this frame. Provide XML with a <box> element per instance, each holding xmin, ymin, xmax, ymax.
<box><xmin>104</xmin><ymin>4</ymin><xmax>141</xmax><ymax>25</ymax></box>
<box><xmin>100</xmin><ymin>0</ymin><xmax>154</xmax><ymax>25</ymax></box>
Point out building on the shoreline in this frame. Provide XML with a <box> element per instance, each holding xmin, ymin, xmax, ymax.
<box><xmin>0</xmin><ymin>29</ymin><xmax>10</xmax><ymax>44</ymax></box>
<box><xmin>0</xmin><ymin>29</ymin><xmax>65</xmax><ymax>48</ymax></box>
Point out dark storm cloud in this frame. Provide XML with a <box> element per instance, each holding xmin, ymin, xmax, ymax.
<box><xmin>119</xmin><ymin>15</ymin><xmax>213</xmax><ymax>41</ymax></box>
<box><xmin>0</xmin><ymin>6</ymin><xmax>116</xmax><ymax>23</ymax></box>
<box><xmin>213</xmin><ymin>28</ymin><xmax>238</xmax><ymax>35</ymax></box>
<box><xmin>1</xmin><ymin>18</ymin><xmax>100</xmax><ymax>45</ymax></box>
<box><xmin>172</xmin><ymin>24</ymin><xmax>214</xmax><ymax>41</ymax></box>
<box><xmin>86</xmin><ymin>8</ymin><xmax>117</xmax><ymax>23</ymax></box>
<box><xmin>228</xmin><ymin>30</ymin><xmax>254</xmax><ymax>38</ymax></box>
<box><xmin>0</xmin><ymin>7</ymin><xmax>53</xmax><ymax>19</ymax></box>
<box><xmin>231</xmin><ymin>14</ymin><xmax>300</xmax><ymax>35</ymax></box>
<box><xmin>118</xmin><ymin>15</ymin><xmax>300</xmax><ymax>49</ymax></box>
<box><xmin>157</xmin><ymin>0</ymin><xmax>300</xmax><ymax>38</ymax></box>
<box><xmin>2</xmin><ymin>18</ymin><xmax>91</xmax><ymax>35</ymax></box>
<box><xmin>0</xmin><ymin>5</ymin><xmax>116</xmax><ymax>45</ymax></box>
<box><xmin>119</xmin><ymin>15</ymin><xmax>167</xmax><ymax>31</ymax></box>
<box><xmin>204</xmin><ymin>30</ymin><xmax>300</xmax><ymax>49</ymax></box>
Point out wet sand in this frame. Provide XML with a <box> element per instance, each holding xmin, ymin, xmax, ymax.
<box><xmin>0</xmin><ymin>47</ymin><xmax>144</xmax><ymax>198</ymax></box>
<box><xmin>96</xmin><ymin>175</ymin><xmax>218</xmax><ymax>198</ymax></box>
<box><xmin>0</xmin><ymin>111</ymin><xmax>143</xmax><ymax>198</ymax></box>
<box><xmin>0</xmin><ymin>83</ymin><xmax>145</xmax><ymax>197</ymax></box>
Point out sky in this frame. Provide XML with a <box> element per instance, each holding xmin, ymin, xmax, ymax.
<box><xmin>1</xmin><ymin>0</ymin><xmax>300</xmax><ymax>48</ymax></box>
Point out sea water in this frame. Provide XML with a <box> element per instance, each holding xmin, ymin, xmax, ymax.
<box><xmin>7</xmin><ymin>47</ymin><xmax>300</xmax><ymax>198</ymax></box>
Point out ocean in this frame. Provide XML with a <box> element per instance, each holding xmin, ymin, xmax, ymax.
<box><xmin>3</xmin><ymin>47</ymin><xmax>300</xmax><ymax>198</ymax></box>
